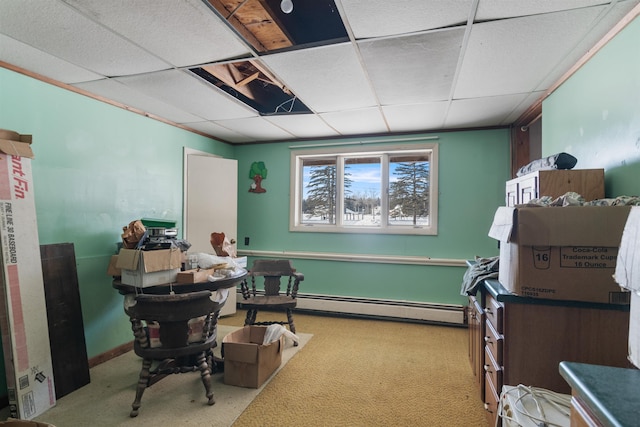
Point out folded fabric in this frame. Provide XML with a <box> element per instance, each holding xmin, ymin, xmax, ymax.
<box><xmin>262</xmin><ymin>324</ymin><xmax>299</xmax><ymax>345</ymax></box>
<box><xmin>614</xmin><ymin>207</ymin><xmax>640</xmax><ymax>292</ymax></box>
<box><xmin>460</xmin><ymin>255</ymin><xmax>499</xmax><ymax>296</ymax></box>
<box><xmin>516</xmin><ymin>152</ymin><xmax>577</xmax><ymax>177</ymax></box>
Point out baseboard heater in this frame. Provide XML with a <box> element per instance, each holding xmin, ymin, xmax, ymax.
<box><xmin>237</xmin><ymin>291</ymin><xmax>465</xmax><ymax>326</ymax></box>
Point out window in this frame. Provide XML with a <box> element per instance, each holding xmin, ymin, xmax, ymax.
<box><xmin>290</xmin><ymin>143</ymin><xmax>438</xmax><ymax>235</ymax></box>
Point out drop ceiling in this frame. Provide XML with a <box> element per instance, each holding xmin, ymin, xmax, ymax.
<box><xmin>0</xmin><ymin>0</ymin><xmax>638</xmax><ymax>144</ymax></box>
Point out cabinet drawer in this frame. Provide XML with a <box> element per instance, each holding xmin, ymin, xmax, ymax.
<box><xmin>484</xmin><ymin>372</ymin><xmax>500</xmax><ymax>427</ymax></box>
<box><xmin>505</xmin><ymin>180</ymin><xmax>518</xmax><ymax>207</ymax></box>
<box><xmin>484</xmin><ymin>320</ymin><xmax>503</xmax><ymax>365</ymax></box>
<box><xmin>518</xmin><ymin>175</ymin><xmax>538</xmax><ymax>204</ymax></box>
<box><xmin>484</xmin><ymin>293</ymin><xmax>503</xmax><ymax>333</ymax></box>
<box><xmin>484</xmin><ymin>346</ymin><xmax>503</xmax><ymax>393</ymax></box>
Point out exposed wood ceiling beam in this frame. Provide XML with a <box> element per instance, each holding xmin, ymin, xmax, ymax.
<box><xmin>206</xmin><ymin>0</ymin><xmax>293</xmax><ymax>52</ymax></box>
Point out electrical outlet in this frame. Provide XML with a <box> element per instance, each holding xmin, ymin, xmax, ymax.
<box><xmin>244</xmin><ymin>237</ymin><xmax>250</xmax><ymax>245</ymax></box>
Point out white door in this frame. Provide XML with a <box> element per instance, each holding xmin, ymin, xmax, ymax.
<box><xmin>183</xmin><ymin>148</ymin><xmax>238</xmax><ymax>315</ymax></box>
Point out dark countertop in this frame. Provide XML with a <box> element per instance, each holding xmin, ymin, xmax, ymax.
<box><xmin>484</xmin><ymin>279</ymin><xmax>630</xmax><ymax>311</ymax></box>
<box><xmin>559</xmin><ymin>361</ymin><xmax>640</xmax><ymax>427</ymax></box>
<box><xmin>466</xmin><ymin>259</ymin><xmax>629</xmax><ymax>311</ymax></box>
<box><xmin>482</xmin><ymin>279</ymin><xmax>629</xmax><ymax>311</ymax></box>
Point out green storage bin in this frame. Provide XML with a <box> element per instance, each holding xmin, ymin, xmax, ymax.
<box><xmin>140</xmin><ymin>218</ymin><xmax>177</xmax><ymax>228</ymax></box>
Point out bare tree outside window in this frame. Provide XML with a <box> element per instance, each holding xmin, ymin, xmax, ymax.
<box><xmin>303</xmin><ymin>161</ymin><xmax>336</xmax><ymax>224</ymax></box>
<box><xmin>389</xmin><ymin>155</ymin><xmax>430</xmax><ymax>226</ymax></box>
<box><xmin>291</xmin><ymin>143</ymin><xmax>438</xmax><ymax>235</ymax></box>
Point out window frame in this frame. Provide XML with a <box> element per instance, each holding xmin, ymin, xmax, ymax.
<box><xmin>289</xmin><ymin>143</ymin><xmax>438</xmax><ymax>235</ymax></box>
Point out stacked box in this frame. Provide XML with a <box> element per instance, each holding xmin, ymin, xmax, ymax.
<box><xmin>488</xmin><ymin>205</ymin><xmax>631</xmax><ymax>304</ymax></box>
<box><xmin>0</xmin><ymin>153</ymin><xmax>56</xmax><ymax>419</ymax></box>
<box><xmin>116</xmin><ymin>248</ymin><xmax>182</xmax><ymax>287</ymax></box>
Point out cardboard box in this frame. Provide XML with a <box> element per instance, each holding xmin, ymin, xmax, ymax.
<box><xmin>0</xmin><ymin>154</ymin><xmax>56</xmax><ymax>419</ymax></box>
<box><xmin>222</xmin><ymin>326</ymin><xmax>283</xmax><ymax>388</ymax></box>
<box><xmin>0</xmin><ymin>129</ymin><xmax>34</xmax><ymax>159</ymax></box>
<box><xmin>115</xmin><ymin>248</ymin><xmax>182</xmax><ymax>287</ymax></box>
<box><xmin>613</xmin><ymin>206</ymin><xmax>640</xmax><ymax>368</ymax></box>
<box><xmin>488</xmin><ymin>206</ymin><xmax>631</xmax><ymax>304</ymax></box>
<box><xmin>106</xmin><ymin>255</ymin><xmax>120</xmax><ymax>276</ymax></box>
<box><xmin>176</xmin><ymin>268</ymin><xmax>216</xmax><ymax>284</ymax></box>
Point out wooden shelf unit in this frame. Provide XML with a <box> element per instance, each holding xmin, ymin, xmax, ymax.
<box><xmin>505</xmin><ymin>169</ymin><xmax>604</xmax><ymax>206</ymax></box>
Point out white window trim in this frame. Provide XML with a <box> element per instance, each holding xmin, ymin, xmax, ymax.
<box><xmin>289</xmin><ymin>143</ymin><xmax>438</xmax><ymax>235</ymax></box>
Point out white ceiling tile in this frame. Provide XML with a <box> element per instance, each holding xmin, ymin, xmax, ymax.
<box><xmin>454</xmin><ymin>6</ymin><xmax>605</xmax><ymax>99</ymax></box>
<box><xmin>476</xmin><ymin>0</ymin><xmax>611</xmax><ymax>20</ymax></box>
<box><xmin>359</xmin><ymin>29</ymin><xmax>465</xmax><ymax>104</ymax></box>
<box><xmin>535</xmin><ymin>1</ymin><xmax>640</xmax><ymax>90</ymax></box>
<box><xmin>213</xmin><ymin>117</ymin><xmax>295</xmax><ymax>141</ymax></box>
<box><xmin>340</xmin><ymin>0</ymin><xmax>473</xmax><ymax>38</ymax></box>
<box><xmin>115</xmin><ymin>70</ymin><xmax>258</xmax><ymax>121</ymax></box>
<box><xmin>503</xmin><ymin>91</ymin><xmax>547</xmax><ymax>124</ymax></box>
<box><xmin>264</xmin><ymin>114</ymin><xmax>340</xmax><ymax>139</ymax></box>
<box><xmin>73</xmin><ymin>79</ymin><xmax>204</xmax><ymax>123</ymax></box>
<box><xmin>0</xmin><ymin>0</ymin><xmax>634</xmax><ymax>143</ymax></box>
<box><xmin>382</xmin><ymin>103</ymin><xmax>449</xmax><ymax>132</ymax></box>
<box><xmin>320</xmin><ymin>108</ymin><xmax>389</xmax><ymax>134</ymax></box>
<box><xmin>261</xmin><ymin>43</ymin><xmax>378</xmax><ymax>113</ymax></box>
<box><xmin>60</xmin><ymin>0</ymin><xmax>251</xmax><ymax>67</ymax></box>
<box><xmin>445</xmin><ymin>93</ymin><xmax>531</xmax><ymax>128</ymax></box>
<box><xmin>0</xmin><ymin>0</ymin><xmax>170</xmax><ymax>76</ymax></box>
<box><xmin>0</xmin><ymin>34</ymin><xmax>104</xmax><ymax>84</ymax></box>
<box><xmin>181</xmin><ymin>121</ymin><xmax>249</xmax><ymax>143</ymax></box>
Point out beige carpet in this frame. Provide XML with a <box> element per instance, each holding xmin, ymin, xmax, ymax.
<box><xmin>0</xmin><ymin>325</ymin><xmax>311</xmax><ymax>427</ymax></box>
<box><xmin>227</xmin><ymin>311</ymin><xmax>490</xmax><ymax>427</ymax></box>
<box><xmin>1</xmin><ymin>310</ymin><xmax>490</xmax><ymax>426</ymax></box>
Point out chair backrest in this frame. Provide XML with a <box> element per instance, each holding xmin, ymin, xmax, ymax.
<box><xmin>126</xmin><ymin>291</ymin><xmax>221</xmax><ymax>353</ymax></box>
<box><xmin>130</xmin><ymin>291</ymin><xmax>217</xmax><ymax>322</ymax></box>
<box><xmin>243</xmin><ymin>259</ymin><xmax>303</xmax><ymax>299</ymax></box>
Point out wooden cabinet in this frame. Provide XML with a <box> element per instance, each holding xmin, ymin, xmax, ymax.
<box><xmin>467</xmin><ymin>295</ymin><xmax>485</xmax><ymax>397</ymax></box>
<box><xmin>560</xmin><ymin>362</ymin><xmax>640</xmax><ymax>427</ymax></box>
<box><xmin>468</xmin><ymin>280</ymin><xmax>630</xmax><ymax>427</ymax></box>
<box><xmin>505</xmin><ymin>169</ymin><xmax>604</xmax><ymax>206</ymax></box>
<box><xmin>569</xmin><ymin>396</ymin><xmax>603</xmax><ymax>427</ymax></box>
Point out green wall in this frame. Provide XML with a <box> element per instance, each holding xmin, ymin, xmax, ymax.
<box><xmin>542</xmin><ymin>16</ymin><xmax>640</xmax><ymax>197</ymax></box>
<box><xmin>235</xmin><ymin>131</ymin><xmax>509</xmax><ymax>302</ymax></box>
<box><xmin>0</xmin><ymin>68</ymin><xmax>232</xmax><ymax>368</ymax></box>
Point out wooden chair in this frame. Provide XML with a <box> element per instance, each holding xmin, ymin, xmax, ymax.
<box><xmin>240</xmin><ymin>259</ymin><xmax>304</xmax><ymax>345</ymax></box>
<box><xmin>125</xmin><ymin>290</ymin><xmax>222</xmax><ymax>417</ymax></box>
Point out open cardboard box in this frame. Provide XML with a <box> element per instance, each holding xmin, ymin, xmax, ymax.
<box><xmin>222</xmin><ymin>326</ymin><xmax>283</xmax><ymax>389</ymax></box>
<box><xmin>489</xmin><ymin>205</ymin><xmax>631</xmax><ymax>304</ymax></box>
<box><xmin>106</xmin><ymin>255</ymin><xmax>120</xmax><ymax>277</ymax></box>
<box><xmin>0</xmin><ymin>129</ymin><xmax>34</xmax><ymax>158</ymax></box>
<box><xmin>115</xmin><ymin>248</ymin><xmax>182</xmax><ymax>287</ymax></box>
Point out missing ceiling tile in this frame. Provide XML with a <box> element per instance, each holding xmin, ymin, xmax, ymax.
<box><xmin>196</xmin><ymin>0</ymin><xmax>348</xmax><ymax>114</ymax></box>
<box><xmin>205</xmin><ymin>0</ymin><xmax>348</xmax><ymax>53</ymax></box>
<box><xmin>190</xmin><ymin>61</ymin><xmax>311</xmax><ymax>115</ymax></box>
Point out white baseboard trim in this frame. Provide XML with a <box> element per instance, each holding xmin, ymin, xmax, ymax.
<box><xmin>237</xmin><ymin>291</ymin><xmax>465</xmax><ymax>325</ymax></box>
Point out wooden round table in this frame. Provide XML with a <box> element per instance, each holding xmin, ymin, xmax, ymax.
<box><xmin>112</xmin><ymin>270</ymin><xmax>247</xmax><ymax>295</ymax></box>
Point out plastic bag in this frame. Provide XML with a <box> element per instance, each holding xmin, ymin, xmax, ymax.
<box><xmin>262</xmin><ymin>324</ymin><xmax>299</xmax><ymax>345</ymax></box>
<box><xmin>196</xmin><ymin>253</ymin><xmax>235</xmax><ymax>269</ymax></box>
